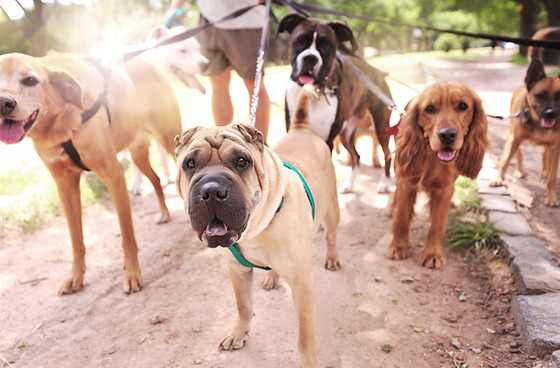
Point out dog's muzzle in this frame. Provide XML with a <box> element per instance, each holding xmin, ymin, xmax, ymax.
<box><xmin>436</xmin><ymin>127</ymin><xmax>458</xmax><ymax>162</ymax></box>
<box><xmin>0</xmin><ymin>95</ymin><xmax>39</xmax><ymax>144</ymax></box>
<box><xmin>188</xmin><ymin>171</ymin><xmax>249</xmax><ymax>248</ymax></box>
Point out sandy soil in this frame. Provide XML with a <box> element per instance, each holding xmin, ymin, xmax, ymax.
<box><xmin>0</xmin><ymin>50</ymin><xmax>556</xmax><ymax>368</ymax></box>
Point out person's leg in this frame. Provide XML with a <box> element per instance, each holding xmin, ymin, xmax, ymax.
<box><xmin>209</xmin><ymin>67</ymin><xmax>234</xmax><ymax>126</ymax></box>
<box><xmin>243</xmin><ymin>78</ymin><xmax>270</xmax><ymax>144</ymax></box>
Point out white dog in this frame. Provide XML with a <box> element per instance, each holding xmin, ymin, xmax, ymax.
<box><xmin>134</xmin><ymin>25</ymin><xmax>209</xmax><ymax>194</ymax></box>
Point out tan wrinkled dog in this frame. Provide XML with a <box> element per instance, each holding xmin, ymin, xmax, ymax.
<box><xmin>0</xmin><ymin>53</ymin><xmax>182</xmax><ymax>294</ymax></box>
<box><xmin>174</xmin><ymin>85</ymin><xmax>340</xmax><ymax>368</ymax></box>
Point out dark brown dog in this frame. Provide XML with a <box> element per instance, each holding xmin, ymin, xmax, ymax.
<box><xmin>388</xmin><ymin>81</ymin><xmax>488</xmax><ymax>268</ymax></box>
<box><xmin>0</xmin><ymin>53</ymin><xmax>182</xmax><ymax>294</ymax></box>
<box><xmin>279</xmin><ymin>13</ymin><xmax>393</xmax><ymax>193</ymax></box>
<box><xmin>490</xmin><ymin>58</ymin><xmax>560</xmax><ymax>206</ymax></box>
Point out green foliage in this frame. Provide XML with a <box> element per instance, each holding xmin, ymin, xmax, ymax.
<box><xmin>446</xmin><ymin>218</ymin><xmax>501</xmax><ymax>258</ymax></box>
<box><xmin>434</xmin><ymin>33</ymin><xmax>459</xmax><ymax>52</ymax></box>
<box><xmin>445</xmin><ymin>177</ymin><xmax>501</xmax><ymax>258</ymax></box>
<box><xmin>0</xmin><ymin>0</ymin><xmax>548</xmax><ymax>56</ymax></box>
<box><xmin>511</xmin><ymin>52</ymin><xmax>529</xmax><ymax>65</ymax></box>
<box><xmin>453</xmin><ymin>176</ymin><xmax>481</xmax><ymax>213</ymax></box>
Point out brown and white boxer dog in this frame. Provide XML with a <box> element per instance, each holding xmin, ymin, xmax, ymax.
<box><xmin>174</xmin><ymin>85</ymin><xmax>340</xmax><ymax>368</ymax></box>
<box><xmin>279</xmin><ymin>13</ymin><xmax>393</xmax><ymax>193</ymax></box>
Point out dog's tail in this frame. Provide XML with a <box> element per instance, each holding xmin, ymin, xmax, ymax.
<box><xmin>289</xmin><ymin>84</ymin><xmax>317</xmax><ymax>132</ymax></box>
<box><xmin>528</xmin><ymin>26</ymin><xmax>560</xmax><ymax>62</ymax></box>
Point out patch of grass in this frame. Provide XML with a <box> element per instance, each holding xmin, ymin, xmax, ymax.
<box><xmin>445</xmin><ymin>177</ymin><xmax>501</xmax><ymax>258</ymax></box>
<box><xmin>510</xmin><ymin>52</ymin><xmax>528</xmax><ymax>65</ymax></box>
<box><xmin>453</xmin><ymin>176</ymin><xmax>481</xmax><ymax>213</ymax></box>
<box><xmin>0</xmin><ymin>146</ymin><xmax>163</xmax><ymax>233</ymax></box>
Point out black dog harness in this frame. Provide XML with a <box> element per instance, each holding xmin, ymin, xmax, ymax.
<box><xmin>61</xmin><ymin>59</ymin><xmax>111</xmax><ymax>171</ymax></box>
<box><xmin>228</xmin><ymin>161</ymin><xmax>316</xmax><ymax>270</ymax></box>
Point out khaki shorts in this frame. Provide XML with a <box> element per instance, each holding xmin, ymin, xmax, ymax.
<box><xmin>197</xmin><ymin>16</ymin><xmax>263</xmax><ymax>80</ymax></box>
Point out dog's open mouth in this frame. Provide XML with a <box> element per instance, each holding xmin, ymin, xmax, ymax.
<box><xmin>0</xmin><ymin>109</ymin><xmax>39</xmax><ymax>144</ymax></box>
<box><xmin>298</xmin><ymin>75</ymin><xmax>315</xmax><ymax>85</ymax></box>
<box><xmin>437</xmin><ymin>149</ymin><xmax>457</xmax><ymax>162</ymax></box>
<box><xmin>202</xmin><ymin>218</ymin><xmax>240</xmax><ymax>248</ymax></box>
<box><xmin>541</xmin><ymin>118</ymin><xmax>557</xmax><ymax>129</ymax></box>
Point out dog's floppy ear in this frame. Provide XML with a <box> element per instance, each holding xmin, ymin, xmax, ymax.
<box><xmin>278</xmin><ymin>13</ymin><xmax>307</xmax><ymax>34</ymax></box>
<box><xmin>329</xmin><ymin>20</ymin><xmax>358</xmax><ymax>54</ymax></box>
<box><xmin>233</xmin><ymin>124</ymin><xmax>264</xmax><ymax>151</ymax></box>
<box><xmin>525</xmin><ymin>58</ymin><xmax>547</xmax><ymax>91</ymax></box>
<box><xmin>395</xmin><ymin>98</ymin><xmax>426</xmax><ymax>178</ymax></box>
<box><xmin>49</xmin><ymin>69</ymin><xmax>83</xmax><ymax>109</ymax></box>
<box><xmin>174</xmin><ymin>126</ymin><xmax>202</xmax><ymax>156</ymax></box>
<box><xmin>455</xmin><ymin>91</ymin><xmax>489</xmax><ymax>179</ymax></box>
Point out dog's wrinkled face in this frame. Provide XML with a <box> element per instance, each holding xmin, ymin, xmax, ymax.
<box><xmin>525</xmin><ymin>58</ymin><xmax>560</xmax><ymax>130</ymax></box>
<box><xmin>0</xmin><ymin>53</ymin><xmax>82</xmax><ymax>144</ymax></box>
<box><xmin>415</xmin><ymin>81</ymin><xmax>477</xmax><ymax>162</ymax></box>
<box><xmin>174</xmin><ymin>125</ymin><xmax>265</xmax><ymax>248</ymax></box>
<box><xmin>279</xmin><ymin>14</ymin><xmax>354</xmax><ymax>86</ymax></box>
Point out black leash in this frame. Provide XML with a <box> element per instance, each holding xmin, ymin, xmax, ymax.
<box><xmin>122</xmin><ymin>4</ymin><xmax>261</xmax><ymax>62</ymax></box>
<box><xmin>278</xmin><ymin>0</ymin><xmax>560</xmax><ymax>51</ymax></box>
<box><xmin>336</xmin><ymin>51</ymin><xmax>406</xmax><ymax>118</ymax></box>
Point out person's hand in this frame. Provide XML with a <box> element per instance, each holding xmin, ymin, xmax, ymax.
<box><xmin>164</xmin><ymin>8</ymin><xmax>185</xmax><ymax>28</ymax></box>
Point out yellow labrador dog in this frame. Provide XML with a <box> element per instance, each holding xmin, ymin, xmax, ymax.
<box><xmin>174</xmin><ymin>85</ymin><xmax>340</xmax><ymax>368</ymax></box>
<box><xmin>0</xmin><ymin>53</ymin><xmax>182</xmax><ymax>295</ymax></box>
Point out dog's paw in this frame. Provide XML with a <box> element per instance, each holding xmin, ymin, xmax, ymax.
<box><xmin>324</xmin><ymin>258</ymin><xmax>341</xmax><ymax>271</ymax></box>
<box><xmin>385</xmin><ymin>243</ymin><xmax>408</xmax><ymax>260</ymax></box>
<box><xmin>340</xmin><ymin>185</ymin><xmax>354</xmax><ymax>194</ymax></box>
<box><xmin>261</xmin><ymin>271</ymin><xmax>280</xmax><ymax>290</ymax></box>
<box><xmin>220</xmin><ymin>332</ymin><xmax>248</xmax><ymax>351</ymax></box>
<box><xmin>123</xmin><ymin>272</ymin><xmax>143</xmax><ymax>294</ymax></box>
<box><xmin>545</xmin><ymin>194</ymin><xmax>559</xmax><ymax>207</ymax></box>
<box><xmin>420</xmin><ymin>251</ymin><xmax>446</xmax><ymax>269</ymax></box>
<box><xmin>155</xmin><ymin>210</ymin><xmax>171</xmax><ymax>224</ymax></box>
<box><xmin>489</xmin><ymin>177</ymin><xmax>504</xmax><ymax>187</ymax></box>
<box><xmin>58</xmin><ymin>274</ymin><xmax>85</xmax><ymax>296</ymax></box>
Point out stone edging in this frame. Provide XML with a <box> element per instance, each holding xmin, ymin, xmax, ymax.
<box><xmin>476</xmin><ymin>158</ymin><xmax>560</xmax><ymax>366</ymax></box>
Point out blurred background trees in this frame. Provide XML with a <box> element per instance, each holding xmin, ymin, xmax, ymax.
<box><xmin>0</xmin><ymin>0</ymin><xmax>556</xmax><ymax>58</ymax></box>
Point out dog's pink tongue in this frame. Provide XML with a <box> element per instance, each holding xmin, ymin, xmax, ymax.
<box><xmin>437</xmin><ymin>150</ymin><xmax>456</xmax><ymax>162</ymax></box>
<box><xmin>298</xmin><ymin>75</ymin><xmax>315</xmax><ymax>85</ymax></box>
<box><xmin>205</xmin><ymin>219</ymin><xmax>228</xmax><ymax>237</ymax></box>
<box><xmin>0</xmin><ymin>121</ymin><xmax>25</xmax><ymax>144</ymax></box>
<box><xmin>542</xmin><ymin>119</ymin><xmax>556</xmax><ymax>129</ymax></box>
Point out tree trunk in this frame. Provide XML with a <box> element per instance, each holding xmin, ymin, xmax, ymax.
<box><xmin>516</xmin><ymin>0</ymin><xmax>541</xmax><ymax>56</ymax></box>
<box><xmin>540</xmin><ymin>0</ymin><xmax>560</xmax><ymax>64</ymax></box>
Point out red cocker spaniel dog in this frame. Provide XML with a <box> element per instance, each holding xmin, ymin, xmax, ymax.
<box><xmin>387</xmin><ymin>81</ymin><xmax>489</xmax><ymax>268</ymax></box>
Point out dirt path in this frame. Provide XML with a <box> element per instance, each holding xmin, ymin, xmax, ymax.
<box><xmin>0</xmin><ymin>51</ymin><xmax>554</xmax><ymax>368</ymax></box>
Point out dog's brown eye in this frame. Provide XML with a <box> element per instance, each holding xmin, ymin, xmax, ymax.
<box><xmin>458</xmin><ymin>102</ymin><xmax>468</xmax><ymax>111</ymax></box>
<box><xmin>535</xmin><ymin>91</ymin><xmax>548</xmax><ymax>101</ymax></box>
<box><xmin>425</xmin><ymin>105</ymin><xmax>436</xmax><ymax>114</ymax></box>
<box><xmin>183</xmin><ymin>158</ymin><xmax>196</xmax><ymax>170</ymax></box>
<box><xmin>22</xmin><ymin>76</ymin><xmax>39</xmax><ymax>87</ymax></box>
<box><xmin>236</xmin><ymin>157</ymin><xmax>248</xmax><ymax>168</ymax></box>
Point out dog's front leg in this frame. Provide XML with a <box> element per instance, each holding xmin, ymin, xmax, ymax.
<box><xmin>50</xmin><ymin>168</ymin><xmax>87</xmax><ymax>295</ymax></box>
<box><xmin>387</xmin><ymin>178</ymin><xmax>418</xmax><ymax>260</ymax></box>
<box><xmin>544</xmin><ymin>145</ymin><xmax>560</xmax><ymax>207</ymax></box>
<box><xmin>96</xmin><ymin>160</ymin><xmax>143</xmax><ymax>293</ymax></box>
<box><xmin>420</xmin><ymin>185</ymin><xmax>454</xmax><ymax>268</ymax></box>
<box><xmin>286</xmin><ymin>268</ymin><xmax>319</xmax><ymax>368</ymax></box>
<box><xmin>491</xmin><ymin>134</ymin><xmax>522</xmax><ymax>186</ymax></box>
<box><xmin>221</xmin><ymin>265</ymin><xmax>254</xmax><ymax>350</ymax></box>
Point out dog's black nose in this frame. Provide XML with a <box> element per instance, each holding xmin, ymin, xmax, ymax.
<box><xmin>303</xmin><ymin>54</ymin><xmax>318</xmax><ymax>66</ymax></box>
<box><xmin>438</xmin><ymin>127</ymin><xmax>458</xmax><ymax>145</ymax></box>
<box><xmin>544</xmin><ymin>109</ymin><xmax>558</xmax><ymax>120</ymax></box>
<box><xmin>0</xmin><ymin>95</ymin><xmax>17</xmax><ymax>116</ymax></box>
<box><xmin>199</xmin><ymin>181</ymin><xmax>229</xmax><ymax>203</ymax></box>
